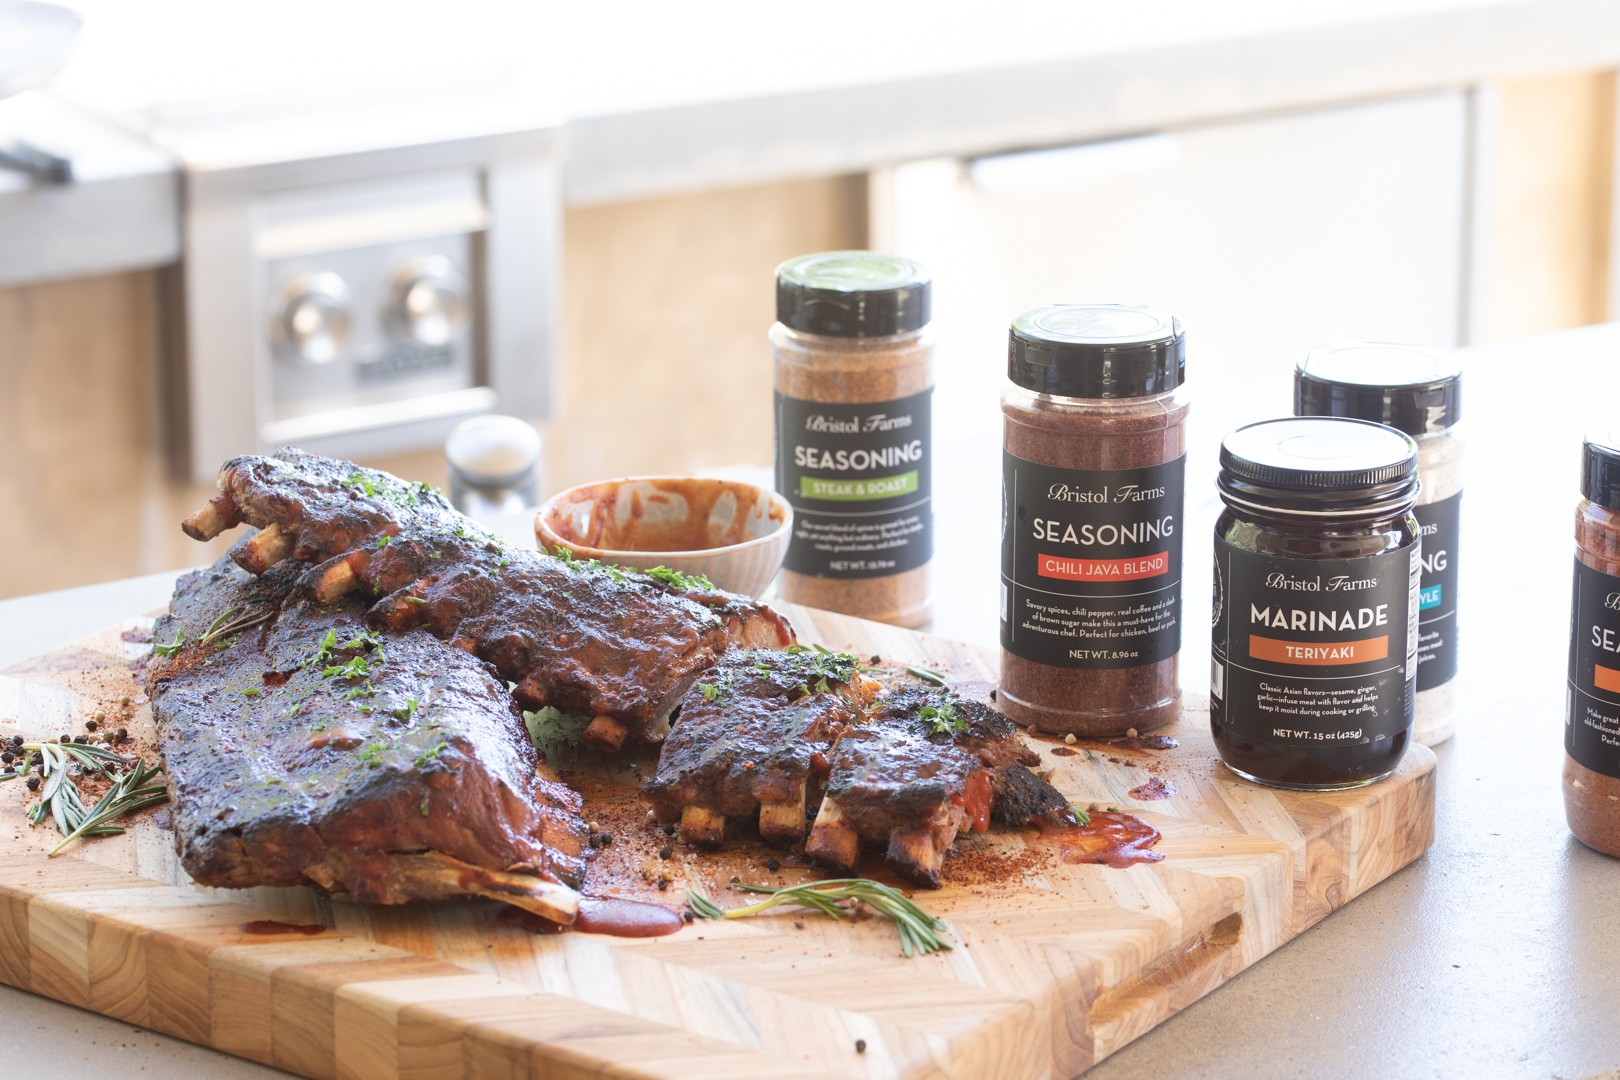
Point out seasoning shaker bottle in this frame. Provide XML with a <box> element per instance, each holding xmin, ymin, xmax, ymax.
<box><xmin>999</xmin><ymin>303</ymin><xmax>1188</xmax><ymax>736</ymax></box>
<box><xmin>772</xmin><ymin>252</ymin><xmax>935</xmax><ymax>627</ymax></box>
<box><xmin>445</xmin><ymin>414</ymin><xmax>542</xmax><ymax>547</ymax></box>
<box><xmin>1212</xmin><ymin>417</ymin><xmax>1421</xmax><ymax>790</ymax></box>
<box><xmin>1295</xmin><ymin>342</ymin><xmax>1464</xmax><ymax>746</ymax></box>
<box><xmin>1564</xmin><ymin>429</ymin><xmax>1620</xmax><ymax>857</ymax></box>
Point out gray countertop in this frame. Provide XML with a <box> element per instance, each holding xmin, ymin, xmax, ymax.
<box><xmin>3</xmin><ymin>323</ymin><xmax>1620</xmax><ymax>1078</ymax></box>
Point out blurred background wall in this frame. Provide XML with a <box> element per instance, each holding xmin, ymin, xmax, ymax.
<box><xmin>2</xmin><ymin>3</ymin><xmax>1618</xmax><ymax>601</ymax></box>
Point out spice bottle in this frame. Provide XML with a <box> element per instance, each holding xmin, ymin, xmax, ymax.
<box><xmin>1564</xmin><ymin>430</ymin><xmax>1620</xmax><ymax>857</ymax></box>
<box><xmin>772</xmin><ymin>252</ymin><xmax>934</xmax><ymax>627</ymax></box>
<box><xmin>999</xmin><ymin>304</ymin><xmax>1188</xmax><ymax>735</ymax></box>
<box><xmin>1295</xmin><ymin>343</ymin><xmax>1463</xmax><ymax>746</ymax></box>
<box><xmin>1212</xmin><ymin>417</ymin><xmax>1421</xmax><ymax>790</ymax></box>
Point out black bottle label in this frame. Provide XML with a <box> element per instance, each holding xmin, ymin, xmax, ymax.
<box><xmin>1414</xmin><ymin>490</ymin><xmax>1462</xmax><ymax>692</ymax></box>
<box><xmin>1566</xmin><ymin>557</ymin><xmax>1620</xmax><ymax>779</ymax></box>
<box><xmin>1211</xmin><ymin>539</ymin><xmax>1420</xmax><ymax>745</ymax></box>
<box><xmin>999</xmin><ymin>452</ymin><xmax>1185</xmax><ymax>670</ymax></box>
<box><xmin>774</xmin><ymin>389</ymin><xmax>932</xmax><ymax>579</ymax></box>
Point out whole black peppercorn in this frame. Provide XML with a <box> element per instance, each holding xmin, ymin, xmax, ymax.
<box><xmin>656</xmin><ymin>877</ymin><xmax>670</xmax><ymax>891</ymax></box>
<box><xmin>25</xmin><ymin>776</ymin><xmax>39</xmax><ymax>791</ymax></box>
<box><xmin>662</xmin><ymin>824</ymin><xmax>676</xmax><ymax>837</ymax></box>
<box><xmin>870</xmin><ymin>655</ymin><xmax>881</xmax><ymax>664</ymax></box>
<box><xmin>855</xmin><ymin>1039</ymin><xmax>867</xmax><ymax>1054</ymax></box>
<box><xmin>9</xmin><ymin>735</ymin><xmax>21</xmax><ymax>747</ymax></box>
<box><xmin>730</xmin><ymin>876</ymin><xmax>740</xmax><ymax>883</ymax></box>
<box><xmin>85</xmin><ymin>719</ymin><xmax>98</xmax><ymax>732</ymax></box>
<box><xmin>73</xmin><ymin>735</ymin><xmax>88</xmax><ymax>745</ymax></box>
<box><xmin>989</xmin><ymin>689</ymin><xmax>997</xmax><ymax>701</ymax></box>
<box><xmin>682</xmin><ymin>909</ymin><xmax>694</xmax><ymax>923</ymax></box>
<box><xmin>658</xmin><ymin>846</ymin><xmax>673</xmax><ymax>860</ymax></box>
<box><xmin>766</xmin><ymin>858</ymin><xmax>781</xmax><ymax>872</ymax></box>
<box><xmin>29</xmin><ymin>751</ymin><xmax>42</xmax><ymax>766</ymax></box>
<box><xmin>599</xmin><ymin>832</ymin><xmax>612</xmax><ymax>846</ymax></box>
<box><xmin>116</xmin><ymin>728</ymin><xmax>128</xmax><ymax>742</ymax></box>
<box><xmin>1</xmin><ymin>752</ymin><xmax>12</xmax><ymax>764</ymax></box>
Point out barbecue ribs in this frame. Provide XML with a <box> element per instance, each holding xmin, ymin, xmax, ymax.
<box><xmin>643</xmin><ymin>651</ymin><xmax>1067</xmax><ymax>887</ymax></box>
<box><xmin>147</xmin><ymin>551</ymin><xmax>588</xmax><ymax>921</ymax></box>
<box><xmin>180</xmin><ymin>449</ymin><xmax>794</xmax><ymax>749</ymax></box>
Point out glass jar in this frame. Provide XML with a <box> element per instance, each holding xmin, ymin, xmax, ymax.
<box><xmin>1212</xmin><ymin>417</ymin><xmax>1420</xmax><ymax>790</ymax></box>
<box><xmin>998</xmin><ymin>304</ymin><xmax>1188</xmax><ymax>735</ymax></box>
<box><xmin>445</xmin><ymin>414</ymin><xmax>542</xmax><ymax>549</ymax></box>
<box><xmin>772</xmin><ymin>252</ymin><xmax>935</xmax><ymax>627</ymax></box>
<box><xmin>1564</xmin><ymin>429</ymin><xmax>1620</xmax><ymax>857</ymax></box>
<box><xmin>1295</xmin><ymin>342</ymin><xmax>1464</xmax><ymax>746</ymax></box>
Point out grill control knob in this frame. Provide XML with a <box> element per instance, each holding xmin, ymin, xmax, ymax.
<box><xmin>271</xmin><ymin>272</ymin><xmax>351</xmax><ymax>366</ymax></box>
<box><xmin>385</xmin><ymin>254</ymin><xmax>469</xmax><ymax>347</ymax></box>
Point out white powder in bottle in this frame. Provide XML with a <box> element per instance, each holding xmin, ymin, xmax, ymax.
<box><xmin>1412</xmin><ymin>426</ymin><xmax>1463</xmax><ymax>745</ymax></box>
<box><xmin>1294</xmin><ymin>342</ymin><xmax>1464</xmax><ymax>747</ymax></box>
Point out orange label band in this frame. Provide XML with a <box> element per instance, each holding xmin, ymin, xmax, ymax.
<box><xmin>1037</xmin><ymin>550</ymin><xmax>1170</xmax><ymax>582</ymax></box>
<box><xmin>1248</xmin><ymin>634</ymin><xmax>1389</xmax><ymax>666</ymax></box>
<box><xmin>1594</xmin><ymin>664</ymin><xmax>1620</xmax><ymax>694</ymax></box>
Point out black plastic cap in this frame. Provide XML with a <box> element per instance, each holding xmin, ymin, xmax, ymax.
<box><xmin>1008</xmin><ymin>303</ymin><xmax>1184</xmax><ymax>399</ymax></box>
<box><xmin>1219</xmin><ymin>417</ymin><xmax>1419</xmax><ymax>514</ymax></box>
<box><xmin>775</xmin><ymin>251</ymin><xmax>931</xmax><ymax>338</ymax></box>
<box><xmin>1583</xmin><ymin>429</ymin><xmax>1620</xmax><ymax>511</ymax></box>
<box><xmin>1294</xmin><ymin>342</ymin><xmax>1462</xmax><ymax>435</ymax></box>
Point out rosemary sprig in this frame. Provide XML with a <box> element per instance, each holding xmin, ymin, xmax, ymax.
<box><xmin>0</xmin><ymin>742</ymin><xmax>169</xmax><ymax>856</ymax></box>
<box><xmin>905</xmin><ymin>665</ymin><xmax>948</xmax><ymax>687</ymax></box>
<box><xmin>200</xmin><ymin>607</ymin><xmax>273</xmax><ymax>646</ymax></box>
<box><xmin>685</xmin><ymin>878</ymin><xmax>952</xmax><ymax>957</ymax></box>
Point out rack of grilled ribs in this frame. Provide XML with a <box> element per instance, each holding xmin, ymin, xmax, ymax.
<box><xmin>642</xmin><ymin>651</ymin><xmax>1067</xmax><ymax>887</ymax></box>
<box><xmin>179</xmin><ymin>449</ymin><xmax>794</xmax><ymax>750</ymax></box>
<box><xmin>147</xmin><ymin>551</ymin><xmax>589</xmax><ymax>922</ymax></box>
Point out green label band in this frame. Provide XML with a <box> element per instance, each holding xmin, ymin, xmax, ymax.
<box><xmin>799</xmin><ymin>470</ymin><xmax>919</xmax><ymax>501</ymax></box>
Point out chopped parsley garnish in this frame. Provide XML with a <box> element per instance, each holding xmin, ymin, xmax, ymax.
<box><xmin>698</xmin><ymin>683</ymin><xmax>722</xmax><ymax>702</ymax></box>
<box><xmin>919</xmin><ymin>704</ymin><xmax>965</xmax><ymax>736</ymax></box>
<box><xmin>413</xmin><ymin>741</ymin><xmax>449</xmax><ymax>767</ymax></box>
<box><xmin>153</xmin><ymin>633</ymin><xmax>187</xmax><ymax>657</ymax></box>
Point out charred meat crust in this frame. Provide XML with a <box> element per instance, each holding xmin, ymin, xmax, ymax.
<box><xmin>202</xmin><ymin>449</ymin><xmax>795</xmax><ymax>742</ymax></box>
<box><xmin>643</xmin><ymin>652</ymin><xmax>1067</xmax><ymax>886</ymax></box>
<box><xmin>147</xmin><ymin>553</ymin><xmax>587</xmax><ymax>901</ymax></box>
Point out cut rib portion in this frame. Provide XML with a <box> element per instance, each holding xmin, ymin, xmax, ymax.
<box><xmin>147</xmin><ymin>552</ymin><xmax>587</xmax><ymax>920</ymax></box>
<box><xmin>181</xmin><ymin>449</ymin><xmax>795</xmax><ymax>745</ymax></box>
<box><xmin>640</xmin><ymin>649</ymin><xmax>872</xmax><ymax>846</ymax></box>
<box><xmin>643</xmin><ymin>652</ymin><xmax>1066</xmax><ymax>887</ymax></box>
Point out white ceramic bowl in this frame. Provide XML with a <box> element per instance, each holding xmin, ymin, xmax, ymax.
<box><xmin>536</xmin><ymin>476</ymin><xmax>792</xmax><ymax>598</ymax></box>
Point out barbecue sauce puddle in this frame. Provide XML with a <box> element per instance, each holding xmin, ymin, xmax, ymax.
<box><xmin>1033</xmin><ymin>812</ymin><xmax>1165</xmax><ymax>868</ymax></box>
<box><xmin>500</xmin><ymin>898</ymin><xmax>683</xmax><ymax>938</ymax></box>
<box><xmin>240</xmin><ymin>920</ymin><xmax>326</xmax><ymax>936</ymax></box>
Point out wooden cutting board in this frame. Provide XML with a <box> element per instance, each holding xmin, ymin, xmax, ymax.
<box><xmin>0</xmin><ymin>602</ymin><xmax>1434</xmax><ymax>1080</ymax></box>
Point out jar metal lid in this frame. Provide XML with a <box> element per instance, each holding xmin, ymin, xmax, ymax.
<box><xmin>775</xmin><ymin>251</ymin><xmax>931</xmax><ymax>337</ymax></box>
<box><xmin>1582</xmin><ymin>428</ymin><xmax>1620</xmax><ymax>511</ymax></box>
<box><xmin>1294</xmin><ymin>341</ymin><xmax>1462</xmax><ymax>435</ymax></box>
<box><xmin>1007</xmin><ymin>303</ymin><xmax>1184</xmax><ymax>399</ymax></box>
<box><xmin>1219</xmin><ymin>417</ymin><xmax>1419</xmax><ymax>515</ymax></box>
<box><xmin>446</xmin><ymin>415</ymin><xmax>541</xmax><ymax>489</ymax></box>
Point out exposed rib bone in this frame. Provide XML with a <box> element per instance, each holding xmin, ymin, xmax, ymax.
<box><xmin>805</xmin><ymin>797</ymin><xmax>859</xmax><ymax>873</ymax></box>
<box><xmin>884</xmin><ymin>803</ymin><xmax>967</xmax><ymax>889</ymax></box>
<box><xmin>389</xmin><ymin>852</ymin><xmax>580</xmax><ymax>923</ymax></box>
<box><xmin>315</xmin><ymin>559</ymin><xmax>360</xmax><ymax>602</ymax></box>
<box><xmin>679</xmin><ymin>804</ymin><xmax>726</xmax><ymax>845</ymax></box>
<box><xmin>583</xmin><ymin>715</ymin><xmax>629</xmax><ymax>752</ymax></box>
<box><xmin>232</xmin><ymin>523</ymin><xmax>295</xmax><ymax>574</ymax></box>
<box><xmin>182</xmin><ymin>493</ymin><xmax>241</xmax><ymax>541</ymax></box>
<box><xmin>757</xmin><ymin>778</ymin><xmax>808</xmax><ymax>840</ymax></box>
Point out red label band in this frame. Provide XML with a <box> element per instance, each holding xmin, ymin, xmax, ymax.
<box><xmin>1037</xmin><ymin>551</ymin><xmax>1171</xmax><ymax>582</ymax></box>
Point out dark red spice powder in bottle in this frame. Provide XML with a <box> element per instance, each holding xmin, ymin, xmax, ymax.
<box><xmin>998</xmin><ymin>304</ymin><xmax>1188</xmax><ymax>736</ymax></box>
<box><xmin>1565</xmin><ymin>429</ymin><xmax>1620</xmax><ymax>857</ymax></box>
